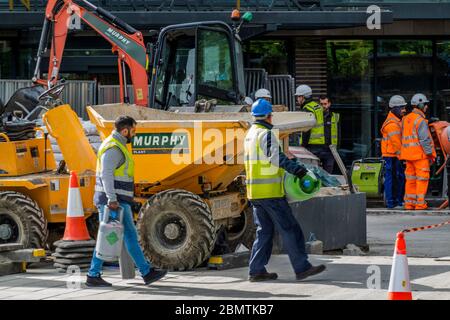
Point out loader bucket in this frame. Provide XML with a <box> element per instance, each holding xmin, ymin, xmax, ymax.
<box><xmin>87</xmin><ymin>103</ymin><xmax>315</xmax><ymax>195</ymax></box>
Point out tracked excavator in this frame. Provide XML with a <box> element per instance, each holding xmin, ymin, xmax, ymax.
<box><xmin>2</xmin><ymin>0</ymin><xmax>247</xmax><ymax>120</ymax></box>
<box><xmin>0</xmin><ymin>0</ymin><xmax>318</xmax><ymax>270</ymax></box>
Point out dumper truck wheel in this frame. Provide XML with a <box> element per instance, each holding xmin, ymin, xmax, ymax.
<box><xmin>226</xmin><ymin>205</ymin><xmax>256</xmax><ymax>252</ymax></box>
<box><xmin>137</xmin><ymin>189</ymin><xmax>217</xmax><ymax>270</ymax></box>
<box><xmin>0</xmin><ymin>191</ymin><xmax>48</xmax><ymax>249</ymax></box>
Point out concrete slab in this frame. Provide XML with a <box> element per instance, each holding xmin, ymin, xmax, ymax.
<box><xmin>367</xmin><ymin>208</ymin><xmax>450</xmax><ymax>216</ymax></box>
<box><xmin>0</xmin><ymin>255</ymin><xmax>449</xmax><ymax>300</ymax></box>
<box><xmin>367</xmin><ymin>214</ymin><xmax>450</xmax><ymax>257</ymax></box>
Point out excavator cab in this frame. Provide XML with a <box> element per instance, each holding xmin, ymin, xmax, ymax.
<box><xmin>149</xmin><ymin>22</ymin><xmax>246</xmax><ymax>110</ymax></box>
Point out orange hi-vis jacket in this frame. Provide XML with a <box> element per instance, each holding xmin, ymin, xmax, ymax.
<box><xmin>381</xmin><ymin>111</ymin><xmax>402</xmax><ymax>158</ymax></box>
<box><xmin>400</xmin><ymin>109</ymin><xmax>436</xmax><ymax>161</ymax></box>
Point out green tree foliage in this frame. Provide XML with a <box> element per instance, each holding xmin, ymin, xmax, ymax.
<box><xmin>327</xmin><ymin>40</ymin><xmax>373</xmax><ymax>78</ymax></box>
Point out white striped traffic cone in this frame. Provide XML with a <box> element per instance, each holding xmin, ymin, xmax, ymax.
<box><xmin>62</xmin><ymin>171</ymin><xmax>91</xmax><ymax>241</ymax></box>
<box><xmin>387</xmin><ymin>232</ymin><xmax>412</xmax><ymax>300</ymax></box>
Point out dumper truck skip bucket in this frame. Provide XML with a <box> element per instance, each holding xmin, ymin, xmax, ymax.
<box><xmin>87</xmin><ymin>103</ymin><xmax>315</xmax><ymax>195</ymax></box>
<box><xmin>85</xmin><ymin>103</ymin><xmax>315</xmax><ymax>270</ymax></box>
<box><xmin>87</xmin><ymin>104</ymin><xmax>314</xmax><ymax>194</ymax></box>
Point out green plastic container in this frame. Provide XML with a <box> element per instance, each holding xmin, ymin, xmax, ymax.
<box><xmin>284</xmin><ymin>171</ymin><xmax>321</xmax><ymax>202</ymax></box>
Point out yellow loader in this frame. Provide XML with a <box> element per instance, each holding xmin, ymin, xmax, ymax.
<box><xmin>0</xmin><ymin>103</ymin><xmax>314</xmax><ymax>270</ymax></box>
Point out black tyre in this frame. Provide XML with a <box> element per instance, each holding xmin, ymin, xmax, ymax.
<box><xmin>0</xmin><ymin>191</ymin><xmax>48</xmax><ymax>249</ymax></box>
<box><xmin>226</xmin><ymin>205</ymin><xmax>256</xmax><ymax>252</ymax></box>
<box><xmin>137</xmin><ymin>189</ymin><xmax>217</xmax><ymax>270</ymax></box>
<box><xmin>86</xmin><ymin>212</ymin><xmax>99</xmax><ymax>240</ymax></box>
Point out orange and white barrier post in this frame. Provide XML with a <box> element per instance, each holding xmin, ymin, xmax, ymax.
<box><xmin>387</xmin><ymin>232</ymin><xmax>412</xmax><ymax>300</ymax></box>
<box><xmin>62</xmin><ymin>171</ymin><xmax>91</xmax><ymax>241</ymax></box>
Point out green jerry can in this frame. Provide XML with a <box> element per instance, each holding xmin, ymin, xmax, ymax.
<box><xmin>350</xmin><ymin>158</ymin><xmax>384</xmax><ymax>198</ymax></box>
<box><xmin>284</xmin><ymin>170</ymin><xmax>321</xmax><ymax>202</ymax></box>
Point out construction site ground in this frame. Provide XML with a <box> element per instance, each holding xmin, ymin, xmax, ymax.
<box><xmin>1</xmin><ymin>210</ymin><xmax>450</xmax><ymax>300</ymax></box>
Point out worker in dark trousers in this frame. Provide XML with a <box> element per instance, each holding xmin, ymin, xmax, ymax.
<box><xmin>87</xmin><ymin>116</ymin><xmax>167</xmax><ymax>287</ymax></box>
<box><xmin>381</xmin><ymin>96</ymin><xmax>407</xmax><ymax>209</ymax></box>
<box><xmin>298</xmin><ymin>89</ymin><xmax>340</xmax><ymax>174</ymax></box>
<box><xmin>244</xmin><ymin>99</ymin><xmax>326</xmax><ymax>282</ymax></box>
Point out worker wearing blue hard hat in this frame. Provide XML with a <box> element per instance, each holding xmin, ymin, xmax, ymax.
<box><xmin>244</xmin><ymin>99</ymin><xmax>326</xmax><ymax>282</ymax></box>
<box><xmin>250</xmin><ymin>98</ymin><xmax>273</xmax><ymax>116</ymax></box>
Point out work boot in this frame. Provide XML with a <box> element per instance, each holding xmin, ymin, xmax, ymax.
<box><xmin>296</xmin><ymin>264</ymin><xmax>326</xmax><ymax>281</ymax></box>
<box><xmin>85</xmin><ymin>275</ymin><xmax>112</xmax><ymax>287</ymax></box>
<box><xmin>143</xmin><ymin>268</ymin><xmax>168</xmax><ymax>285</ymax></box>
<box><xmin>248</xmin><ymin>272</ymin><xmax>278</xmax><ymax>282</ymax></box>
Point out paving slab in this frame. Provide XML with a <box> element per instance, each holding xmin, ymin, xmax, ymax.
<box><xmin>0</xmin><ymin>255</ymin><xmax>449</xmax><ymax>300</ymax></box>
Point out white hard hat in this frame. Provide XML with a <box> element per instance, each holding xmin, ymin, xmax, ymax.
<box><xmin>295</xmin><ymin>85</ymin><xmax>312</xmax><ymax>98</ymax></box>
<box><xmin>411</xmin><ymin>93</ymin><xmax>429</xmax><ymax>106</ymax></box>
<box><xmin>244</xmin><ymin>97</ymin><xmax>253</xmax><ymax>105</ymax></box>
<box><xmin>388</xmin><ymin>95</ymin><xmax>407</xmax><ymax>108</ymax></box>
<box><xmin>254</xmin><ymin>88</ymin><xmax>271</xmax><ymax>99</ymax></box>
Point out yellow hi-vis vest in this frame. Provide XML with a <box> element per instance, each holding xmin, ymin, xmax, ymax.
<box><xmin>244</xmin><ymin>124</ymin><xmax>285</xmax><ymax>199</ymax></box>
<box><xmin>94</xmin><ymin>135</ymin><xmax>135</xmax><ymax>205</ymax></box>
<box><xmin>302</xmin><ymin>101</ymin><xmax>339</xmax><ymax>145</ymax></box>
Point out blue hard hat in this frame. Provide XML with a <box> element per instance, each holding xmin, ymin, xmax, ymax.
<box><xmin>251</xmin><ymin>99</ymin><xmax>273</xmax><ymax>117</ymax></box>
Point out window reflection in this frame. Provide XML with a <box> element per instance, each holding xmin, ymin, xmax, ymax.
<box><xmin>327</xmin><ymin>40</ymin><xmax>374</xmax><ymax>166</ymax></box>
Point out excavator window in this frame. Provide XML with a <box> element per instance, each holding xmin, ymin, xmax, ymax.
<box><xmin>197</xmin><ymin>30</ymin><xmax>233</xmax><ymax>93</ymax></box>
<box><xmin>155</xmin><ymin>34</ymin><xmax>196</xmax><ymax>108</ymax></box>
<box><xmin>153</xmin><ymin>25</ymin><xmax>239</xmax><ymax>109</ymax></box>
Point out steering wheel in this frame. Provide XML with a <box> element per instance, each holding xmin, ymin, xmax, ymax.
<box><xmin>38</xmin><ymin>83</ymin><xmax>66</xmax><ymax>101</ymax></box>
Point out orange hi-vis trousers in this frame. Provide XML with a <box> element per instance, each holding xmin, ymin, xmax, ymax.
<box><xmin>404</xmin><ymin>159</ymin><xmax>430</xmax><ymax>210</ymax></box>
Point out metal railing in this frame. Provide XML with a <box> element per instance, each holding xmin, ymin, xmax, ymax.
<box><xmin>268</xmin><ymin>74</ymin><xmax>295</xmax><ymax>110</ymax></box>
<box><xmin>1</xmin><ymin>75</ymin><xmax>294</xmax><ymax>116</ymax></box>
<box><xmin>0</xmin><ymin>79</ymin><xmax>33</xmax><ymax>102</ymax></box>
<box><xmin>0</xmin><ymin>80</ymin><xmax>96</xmax><ymax>119</ymax></box>
<box><xmin>63</xmin><ymin>80</ymin><xmax>97</xmax><ymax>119</ymax></box>
<box><xmin>98</xmin><ymin>84</ymin><xmax>144</xmax><ymax>105</ymax></box>
<box><xmin>244</xmin><ymin>68</ymin><xmax>269</xmax><ymax>98</ymax></box>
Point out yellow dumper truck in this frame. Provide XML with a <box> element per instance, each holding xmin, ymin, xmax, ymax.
<box><xmin>0</xmin><ymin>103</ymin><xmax>315</xmax><ymax>270</ymax></box>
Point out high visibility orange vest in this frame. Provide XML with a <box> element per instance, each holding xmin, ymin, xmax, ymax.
<box><xmin>400</xmin><ymin>109</ymin><xmax>436</xmax><ymax>161</ymax></box>
<box><xmin>380</xmin><ymin>111</ymin><xmax>402</xmax><ymax>158</ymax></box>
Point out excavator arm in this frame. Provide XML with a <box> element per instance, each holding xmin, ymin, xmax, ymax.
<box><xmin>32</xmin><ymin>0</ymin><xmax>149</xmax><ymax>107</ymax></box>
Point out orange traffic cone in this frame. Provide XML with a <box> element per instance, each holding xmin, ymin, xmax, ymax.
<box><xmin>387</xmin><ymin>232</ymin><xmax>412</xmax><ymax>300</ymax></box>
<box><xmin>62</xmin><ymin>171</ymin><xmax>91</xmax><ymax>241</ymax></box>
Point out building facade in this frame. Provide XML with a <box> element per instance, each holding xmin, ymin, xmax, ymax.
<box><xmin>2</xmin><ymin>0</ymin><xmax>450</xmax><ymax>166</ymax></box>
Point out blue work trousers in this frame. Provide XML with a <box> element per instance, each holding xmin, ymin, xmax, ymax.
<box><xmin>383</xmin><ymin>157</ymin><xmax>405</xmax><ymax>208</ymax></box>
<box><xmin>249</xmin><ymin>197</ymin><xmax>312</xmax><ymax>275</ymax></box>
<box><xmin>88</xmin><ymin>202</ymin><xmax>152</xmax><ymax>277</ymax></box>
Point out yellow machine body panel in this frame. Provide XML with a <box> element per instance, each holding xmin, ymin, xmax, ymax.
<box><xmin>0</xmin><ymin>103</ymin><xmax>315</xmax><ymax>224</ymax></box>
<box><xmin>0</xmin><ymin>172</ymin><xmax>96</xmax><ymax>223</ymax></box>
<box><xmin>0</xmin><ymin>136</ymin><xmax>56</xmax><ymax>177</ymax></box>
<box><xmin>42</xmin><ymin>104</ymin><xmax>97</xmax><ymax>174</ymax></box>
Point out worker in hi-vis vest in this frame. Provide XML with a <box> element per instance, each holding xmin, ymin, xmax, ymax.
<box><xmin>244</xmin><ymin>98</ymin><xmax>326</xmax><ymax>282</ymax></box>
<box><xmin>400</xmin><ymin>94</ymin><xmax>436</xmax><ymax>210</ymax></box>
<box><xmin>296</xmin><ymin>85</ymin><xmax>340</xmax><ymax>173</ymax></box>
<box><xmin>254</xmin><ymin>88</ymin><xmax>272</xmax><ymax>103</ymax></box>
<box><xmin>381</xmin><ymin>96</ymin><xmax>407</xmax><ymax>209</ymax></box>
<box><xmin>87</xmin><ymin>116</ymin><xmax>167</xmax><ymax>287</ymax></box>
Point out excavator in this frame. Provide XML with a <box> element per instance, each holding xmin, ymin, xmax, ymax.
<box><xmin>0</xmin><ymin>0</ymin><xmax>313</xmax><ymax>272</ymax></box>
<box><xmin>2</xmin><ymin>0</ymin><xmax>247</xmax><ymax>120</ymax></box>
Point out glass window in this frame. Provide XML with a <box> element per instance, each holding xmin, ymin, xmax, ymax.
<box><xmin>327</xmin><ymin>40</ymin><xmax>374</xmax><ymax>166</ymax></box>
<box><xmin>377</xmin><ymin>40</ymin><xmax>433</xmax><ymax>108</ymax></box>
<box><xmin>244</xmin><ymin>40</ymin><xmax>289</xmax><ymax>74</ymax></box>
<box><xmin>0</xmin><ymin>40</ymin><xmax>13</xmax><ymax>79</ymax></box>
<box><xmin>154</xmin><ymin>35</ymin><xmax>196</xmax><ymax>108</ymax></box>
<box><xmin>436</xmin><ymin>41</ymin><xmax>450</xmax><ymax>120</ymax></box>
<box><xmin>197</xmin><ymin>29</ymin><xmax>233</xmax><ymax>92</ymax></box>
